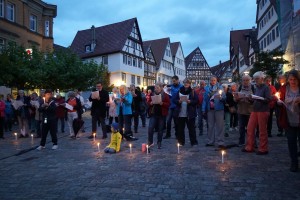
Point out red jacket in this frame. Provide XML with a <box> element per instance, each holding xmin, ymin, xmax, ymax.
<box><xmin>0</xmin><ymin>100</ymin><xmax>5</xmax><ymax>118</ymax></box>
<box><xmin>55</xmin><ymin>97</ymin><xmax>66</xmax><ymax>118</ymax></box>
<box><xmin>147</xmin><ymin>91</ymin><xmax>170</xmax><ymax>116</ymax></box>
<box><xmin>195</xmin><ymin>87</ymin><xmax>205</xmax><ymax>105</ymax></box>
<box><xmin>267</xmin><ymin>84</ymin><xmax>277</xmax><ymax>109</ymax></box>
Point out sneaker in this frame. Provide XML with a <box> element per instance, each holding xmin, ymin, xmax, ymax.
<box><xmin>36</xmin><ymin>146</ymin><xmax>45</xmax><ymax>151</ymax></box>
<box><xmin>126</xmin><ymin>136</ymin><xmax>138</xmax><ymax>141</ymax></box>
<box><xmin>52</xmin><ymin>145</ymin><xmax>58</xmax><ymax>150</ymax></box>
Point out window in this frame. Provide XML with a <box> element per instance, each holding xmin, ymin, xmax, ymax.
<box><xmin>131</xmin><ymin>75</ymin><xmax>135</xmax><ymax>84</ymax></box>
<box><xmin>30</xmin><ymin>15</ymin><xmax>37</xmax><ymax>31</ymax></box>
<box><xmin>272</xmin><ymin>29</ymin><xmax>275</xmax><ymax>41</ymax></box>
<box><xmin>128</xmin><ymin>56</ymin><xmax>132</xmax><ymax>66</ymax></box>
<box><xmin>123</xmin><ymin>54</ymin><xmax>127</xmax><ymax>64</ymax></box>
<box><xmin>138</xmin><ymin>59</ymin><xmax>142</xmax><ymax>68</ymax></box>
<box><xmin>122</xmin><ymin>73</ymin><xmax>126</xmax><ymax>83</ymax></box>
<box><xmin>102</xmin><ymin>56</ymin><xmax>108</xmax><ymax>65</ymax></box>
<box><xmin>276</xmin><ymin>26</ymin><xmax>279</xmax><ymax>37</ymax></box>
<box><xmin>0</xmin><ymin>0</ymin><xmax>4</xmax><ymax>17</ymax></box>
<box><xmin>267</xmin><ymin>34</ymin><xmax>270</xmax><ymax>45</ymax></box>
<box><xmin>137</xmin><ymin>76</ymin><xmax>141</xmax><ymax>85</ymax></box>
<box><xmin>264</xmin><ymin>38</ymin><xmax>266</xmax><ymax>48</ymax></box>
<box><xmin>85</xmin><ymin>45</ymin><xmax>91</xmax><ymax>52</ymax></box>
<box><xmin>6</xmin><ymin>2</ymin><xmax>14</xmax><ymax>22</ymax></box>
<box><xmin>132</xmin><ymin>58</ymin><xmax>136</xmax><ymax>67</ymax></box>
<box><xmin>45</xmin><ymin>21</ymin><xmax>49</xmax><ymax>37</ymax></box>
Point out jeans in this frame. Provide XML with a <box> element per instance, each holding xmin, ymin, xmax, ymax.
<box><xmin>230</xmin><ymin>112</ymin><xmax>238</xmax><ymax>128</ymax></box>
<box><xmin>148</xmin><ymin>115</ymin><xmax>164</xmax><ymax>145</ymax></box>
<box><xmin>238</xmin><ymin>114</ymin><xmax>250</xmax><ymax>145</ymax></box>
<box><xmin>177</xmin><ymin>117</ymin><xmax>198</xmax><ymax>146</ymax></box>
<box><xmin>56</xmin><ymin>117</ymin><xmax>65</xmax><ymax>132</ymax></box>
<box><xmin>166</xmin><ymin>108</ymin><xmax>178</xmax><ymax>137</ymax></box>
<box><xmin>245</xmin><ymin>112</ymin><xmax>269</xmax><ymax>152</ymax></box>
<box><xmin>35</xmin><ymin>120</ymin><xmax>42</xmax><ymax>137</ymax></box>
<box><xmin>275</xmin><ymin>106</ymin><xmax>283</xmax><ymax>133</ymax></box>
<box><xmin>4</xmin><ymin>113</ymin><xmax>13</xmax><ymax>131</ymax></box>
<box><xmin>118</xmin><ymin>114</ymin><xmax>132</xmax><ymax>137</ymax></box>
<box><xmin>92</xmin><ymin>115</ymin><xmax>107</xmax><ymax>137</ymax></box>
<box><xmin>17</xmin><ymin>116</ymin><xmax>29</xmax><ymax>136</ymax></box>
<box><xmin>133</xmin><ymin>111</ymin><xmax>140</xmax><ymax>132</ymax></box>
<box><xmin>286</xmin><ymin>126</ymin><xmax>300</xmax><ymax>165</ymax></box>
<box><xmin>40</xmin><ymin>119</ymin><xmax>57</xmax><ymax>146</ymax></box>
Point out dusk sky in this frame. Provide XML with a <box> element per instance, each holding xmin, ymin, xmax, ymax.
<box><xmin>46</xmin><ymin>0</ymin><xmax>257</xmax><ymax>67</ymax></box>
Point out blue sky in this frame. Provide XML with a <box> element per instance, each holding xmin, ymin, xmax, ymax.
<box><xmin>45</xmin><ymin>0</ymin><xmax>257</xmax><ymax>67</ymax></box>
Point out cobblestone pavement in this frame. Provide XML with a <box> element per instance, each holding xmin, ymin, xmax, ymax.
<box><xmin>0</xmin><ymin>111</ymin><xmax>299</xmax><ymax>200</ymax></box>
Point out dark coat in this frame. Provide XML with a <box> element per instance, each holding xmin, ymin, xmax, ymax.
<box><xmin>38</xmin><ymin>98</ymin><xmax>57</xmax><ymax>121</ymax></box>
<box><xmin>89</xmin><ymin>89</ymin><xmax>109</xmax><ymax>118</ymax></box>
<box><xmin>174</xmin><ymin>86</ymin><xmax>198</xmax><ymax>118</ymax></box>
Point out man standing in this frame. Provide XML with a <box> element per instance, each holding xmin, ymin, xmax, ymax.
<box><xmin>195</xmin><ymin>80</ymin><xmax>206</xmax><ymax>135</ymax></box>
<box><xmin>88</xmin><ymin>82</ymin><xmax>109</xmax><ymax>139</ymax></box>
<box><xmin>164</xmin><ymin>75</ymin><xmax>182</xmax><ymax>139</ymax></box>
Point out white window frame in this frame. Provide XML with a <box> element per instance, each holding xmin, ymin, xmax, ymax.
<box><xmin>137</xmin><ymin>76</ymin><xmax>141</xmax><ymax>85</ymax></box>
<box><xmin>131</xmin><ymin>75</ymin><xmax>135</xmax><ymax>84</ymax></box>
<box><xmin>6</xmin><ymin>2</ymin><xmax>15</xmax><ymax>22</ymax></box>
<box><xmin>45</xmin><ymin>20</ymin><xmax>49</xmax><ymax>37</ymax></box>
<box><xmin>0</xmin><ymin>0</ymin><xmax>4</xmax><ymax>18</ymax></box>
<box><xmin>122</xmin><ymin>73</ymin><xmax>126</xmax><ymax>83</ymax></box>
<box><xmin>30</xmin><ymin>15</ymin><xmax>37</xmax><ymax>32</ymax></box>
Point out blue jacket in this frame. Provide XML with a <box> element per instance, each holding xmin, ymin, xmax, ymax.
<box><xmin>115</xmin><ymin>92</ymin><xmax>133</xmax><ymax>115</ymax></box>
<box><xmin>202</xmin><ymin>83</ymin><xmax>226</xmax><ymax>112</ymax></box>
<box><xmin>170</xmin><ymin>83</ymin><xmax>183</xmax><ymax>109</ymax></box>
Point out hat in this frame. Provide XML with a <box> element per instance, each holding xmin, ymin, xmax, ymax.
<box><xmin>44</xmin><ymin>89</ymin><xmax>52</xmax><ymax>94</ymax></box>
<box><xmin>111</xmin><ymin>122</ymin><xmax>119</xmax><ymax>131</ymax></box>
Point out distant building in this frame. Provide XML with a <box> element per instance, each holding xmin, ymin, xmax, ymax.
<box><xmin>142</xmin><ymin>43</ymin><xmax>157</xmax><ymax>87</ymax></box>
<box><xmin>185</xmin><ymin>47</ymin><xmax>211</xmax><ymax>85</ymax></box>
<box><xmin>210</xmin><ymin>60</ymin><xmax>231</xmax><ymax>83</ymax></box>
<box><xmin>171</xmin><ymin>42</ymin><xmax>186</xmax><ymax>82</ymax></box>
<box><xmin>70</xmin><ymin>18</ymin><xmax>145</xmax><ymax>88</ymax></box>
<box><xmin>143</xmin><ymin>38</ymin><xmax>174</xmax><ymax>85</ymax></box>
<box><xmin>0</xmin><ymin>0</ymin><xmax>57</xmax><ymax>52</ymax></box>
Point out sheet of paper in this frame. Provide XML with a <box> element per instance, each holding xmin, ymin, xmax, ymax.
<box><xmin>251</xmin><ymin>95</ymin><xmax>265</xmax><ymax>100</ymax></box>
<box><xmin>65</xmin><ymin>103</ymin><xmax>74</xmax><ymax>110</ymax></box>
<box><xmin>12</xmin><ymin>100</ymin><xmax>24</xmax><ymax>110</ymax></box>
<box><xmin>91</xmin><ymin>91</ymin><xmax>99</xmax><ymax>99</ymax></box>
<box><xmin>151</xmin><ymin>94</ymin><xmax>162</xmax><ymax>104</ymax></box>
<box><xmin>30</xmin><ymin>100</ymin><xmax>40</xmax><ymax>108</ymax></box>
<box><xmin>163</xmin><ymin>86</ymin><xmax>172</xmax><ymax>96</ymax></box>
<box><xmin>180</xmin><ymin>95</ymin><xmax>189</xmax><ymax>102</ymax></box>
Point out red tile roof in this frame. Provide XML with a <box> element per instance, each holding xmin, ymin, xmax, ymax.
<box><xmin>143</xmin><ymin>38</ymin><xmax>170</xmax><ymax>68</ymax></box>
<box><xmin>70</xmin><ymin>18</ymin><xmax>139</xmax><ymax>59</ymax></box>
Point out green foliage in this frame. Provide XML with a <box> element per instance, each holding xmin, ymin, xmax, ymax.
<box><xmin>0</xmin><ymin>44</ymin><xmax>110</xmax><ymax>91</ymax></box>
<box><xmin>250</xmin><ymin>49</ymin><xmax>289</xmax><ymax>80</ymax></box>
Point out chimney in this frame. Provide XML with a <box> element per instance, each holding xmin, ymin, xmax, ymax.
<box><xmin>219</xmin><ymin>60</ymin><xmax>222</xmax><ymax>65</ymax></box>
<box><xmin>91</xmin><ymin>25</ymin><xmax>96</xmax><ymax>51</ymax></box>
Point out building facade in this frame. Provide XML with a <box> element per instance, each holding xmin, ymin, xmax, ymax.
<box><xmin>143</xmin><ymin>43</ymin><xmax>157</xmax><ymax>87</ymax></box>
<box><xmin>185</xmin><ymin>47</ymin><xmax>211</xmax><ymax>85</ymax></box>
<box><xmin>0</xmin><ymin>0</ymin><xmax>57</xmax><ymax>51</ymax></box>
<box><xmin>71</xmin><ymin>18</ymin><xmax>145</xmax><ymax>88</ymax></box>
<box><xmin>171</xmin><ymin>42</ymin><xmax>186</xmax><ymax>82</ymax></box>
<box><xmin>210</xmin><ymin>60</ymin><xmax>231</xmax><ymax>83</ymax></box>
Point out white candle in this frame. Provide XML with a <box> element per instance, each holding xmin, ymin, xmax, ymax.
<box><xmin>14</xmin><ymin>132</ymin><xmax>17</xmax><ymax>140</ymax></box>
<box><xmin>93</xmin><ymin>133</ymin><xmax>96</xmax><ymax>141</ymax></box>
<box><xmin>275</xmin><ymin>92</ymin><xmax>280</xmax><ymax>99</ymax></box>
<box><xmin>31</xmin><ymin>134</ymin><xmax>33</xmax><ymax>142</ymax></box>
<box><xmin>218</xmin><ymin>90</ymin><xmax>222</xmax><ymax>95</ymax></box>
<box><xmin>146</xmin><ymin>145</ymin><xmax>149</xmax><ymax>154</ymax></box>
<box><xmin>43</xmin><ymin>97</ymin><xmax>45</xmax><ymax>103</ymax></box>
<box><xmin>177</xmin><ymin>143</ymin><xmax>180</xmax><ymax>154</ymax></box>
<box><xmin>129</xmin><ymin>143</ymin><xmax>132</xmax><ymax>154</ymax></box>
<box><xmin>221</xmin><ymin>150</ymin><xmax>225</xmax><ymax>163</ymax></box>
<box><xmin>97</xmin><ymin>142</ymin><xmax>100</xmax><ymax>152</ymax></box>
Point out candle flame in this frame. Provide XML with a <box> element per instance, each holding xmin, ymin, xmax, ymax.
<box><xmin>219</xmin><ymin>90</ymin><xmax>222</xmax><ymax>95</ymax></box>
<box><xmin>97</xmin><ymin>142</ymin><xmax>100</xmax><ymax>146</ymax></box>
<box><xmin>221</xmin><ymin>150</ymin><xmax>225</xmax><ymax>155</ymax></box>
<box><xmin>14</xmin><ymin>133</ymin><xmax>17</xmax><ymax>136</ymax></box>
<box><xmin>129</xmin><ymin>144</ymin><xmax>132</xmax><ymax>148</ymax></box>
<box><xmin>177</xmin><ymin>143</ymin><xmax>180</xmax><ymax>147</ymax></box>
<box><xmin>281</xmin><ymin>83</ymin><xmax>284</xmax><ymax>86</ymax></box>
<box><xmin>275</xmin><ymin>92</ymin><xmax>280</xmax><ymax>99</ymax></box>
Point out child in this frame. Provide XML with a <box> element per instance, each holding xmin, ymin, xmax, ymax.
<box><xmin>104</xmin><ymin>122</ymin><xmax>122</xmax><ymax>153</ymax></box>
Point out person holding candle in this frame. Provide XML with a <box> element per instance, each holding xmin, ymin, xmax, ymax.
<box><xmin>265</xmin><ymin>76</ymin><xmax>277</xmax><ymax>137</ymax></box>
<box><xmin>36</xmin><ymin>89</ymin><xmax>58</xmax><ymax>150</ymax></box>
<box><xmin>115</xmin><ymin>85</ymin><xmax>137</xmax><ymax>141</ymax></box>
<box><xmin>277</xmin><ymin>70</ymin><xmax>300</xmax><ymax>172</ymax></box>
<box><xmin>88</xmin><ymin>81</ymin><xmax>109</xmax><ymax>140</ymax></box>
<box><xmin>108</xmin><ymin>87</ymin><xmax>119</xmax><ymax>125</ymax></box>
<box><xmin>242</xmin><ymin>71</ymin><xmax>271</xmax><ymax>155</ymax></box>
<box><xmin>147</xmin><ymin>82</ymin><xmax>170</xmax><ymax>149</ymax></box>
<box><xmin>130</xmin><ymin>84</ymin><xmax>142</xmax><ymax>133</ymax></box>
<box><xmin>174</xmin><ymin>78</ymin><xmax>198</xmax><ymax>146</ymax></box>
<box><xmin>104</xmin><ymin>122</ymin><xmax>122</xmax><ymax>154</ymax></box>
<box><xmin>275</xmin><ymin>75</ymin><xmax>287</xmax><ymax>137</ymax></box>
<box><xmin>202</xmin><ymin>76</ymin><xmax>226</xmax><ymax>148</ymax></box>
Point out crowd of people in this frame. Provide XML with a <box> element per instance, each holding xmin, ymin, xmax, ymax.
<box><xmin>0</xmin><ymin>71</ymin><xmax>299</xmax><ymax>172</ymax></box>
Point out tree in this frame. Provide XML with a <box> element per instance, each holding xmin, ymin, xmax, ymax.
<box><xmin>250</xmin><ymin>49</ymin><xmax>289</xmax><ymax>81</ymax></box>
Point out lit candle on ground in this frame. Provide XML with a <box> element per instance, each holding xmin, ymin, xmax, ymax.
<box><xmin>177</xmin><ymin>143</ymin><xmax>180</xmax><ymax>154</ymax></box>
<box><xmin>97</xmin><ymin>142</ymin><xmax>100</xmax><ymax>152</ymax></box>
<box><xmin>31</xmin><ymin>134</ymin><xmax>33</xmax><ymax>142</ymax></box>
<box><xmin>14</xmin><ymin>133</ymin><xmax>17</xmax><ymax>140</ymax></box>
<box><xmin>221</xmin><ymin>150</ymin><xmax>225</xmax><ymax>163</ymax></box>
<box><xmin>146</xmin><ymin>145</ymin><xmax>149</xmax><ymax>154</ymax></box>
<box><xmin>129</xmin><ymin>143</ymin><xmax>132</xmax><ymax>153</ymax></box>
<box><xmin>93</xmin><ymin>133</ymin><xmax>96</xmax><ymax>141</ymax></box>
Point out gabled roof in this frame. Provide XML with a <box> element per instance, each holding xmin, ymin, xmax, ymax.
<box><xmin>170</xmin><ymin>42</ymin><xmax>180</xmax><ymax>57</ymax></box>
<box><xmin>143</xmin><ymin>38</ymin><xmax>170</xmax><ymax>67</ymax></box>
<box><xmin>185</xmin><ymin>47</ymin><xmax>210</xmax><ymax>68</ymax></box>
<box><xmin>210</xmin><ymin>60</ymin><xmax>231</xmax><ymax>80</ymax></box>
<box><xmin>70</xmin><ymin>18</ymin><xmax>140</xmax><ymax>59</ymax></box>
<box><xmin>53</xmin><ymin>43</ymin><xmax>68</xmax><ymax>52</ymax></box>
<box><xmin>256</xmin><ymin>0</ymin><xmax>278</xmax><ymax>23</ymax></box>
<box><xmin>142</xmin><ymin>43</ymin><xmax>157</xmax><ymax>65</ymax></box>
<box><xmin>230</xmin><ymin>29</ymin><xmax>251</xmax><ymax>64</ymax></box>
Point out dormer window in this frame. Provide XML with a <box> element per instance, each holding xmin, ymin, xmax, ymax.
<box><xmin>85</xmin><ymin>45</ymin><xmax>91</xmax><ymax>52</ymax></box>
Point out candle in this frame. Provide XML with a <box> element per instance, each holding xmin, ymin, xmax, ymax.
<box><xmin>43</xmin><ymin>97</ymin><xmax>45</xmax><ymax>103</ymax></box>
<box><xmin>129</xmin><ymin>143</ymin><xmax>132</xmax><ymax>154</ymax></box>
<box><xmin>146</xmin><ymin>145</ymin><xmax>149</xmax><ymax>154</ymax></box>
<box><xmin>93</xmin><ymin>133</ymin><xmax>96</xmax><ymax>141</ymax></box>
<box><xmin>31</xmin><ymin>134</ymin><xmax>33</xmax><ymax>142</ymax></box>
<box><xmin>177</xmin><ymin>143</ymin><xmax>180</xmax><ymax>154</ymax></box>
<box><xmin>275</xmin><ymin>92</ymin><xmax>280</xmax><ymax>99</ymax></box>
<box><xmin>97</xmin><ymin>142</ymin><xmax>100</xmax><ymax>152</ymax></box>
<box><xmin>218</xmin><ymin>90</ymin><xmax>222</xmax><ymax>95</ymax></box>
<box><xmin>281</xmin><ymin>83</ymin><xmax>284</xmax><ymax>86</ymax></box>
<box><xmin>221</xmin><ymin>150</ymin><xmax>225</xmax><ymax>163</ymax></box>
<box><xmin>14</xmin><ymin>132</ymin><xmax>17</xmax><ymax>140</ymax></box>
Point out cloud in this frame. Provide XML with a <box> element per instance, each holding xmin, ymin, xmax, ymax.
<box><xmin>47</xmin><ymin>0</ymin><xmax>256</xmax><ymax>66</ymax></box>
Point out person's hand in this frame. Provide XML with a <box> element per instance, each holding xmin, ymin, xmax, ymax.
<box><xmin>277</xmin><ymin>100</ymin><xmax>283</xmax><ymax>105</ymax></box>
<box><xmin>187</xmin><ymin>100</ymin><xmax>191</xmax><ymax>104</ymax></box>
<box><xmin>294</xmin><ymin>98</ymin><xmax>300</xmax><ymax>105</ymax></box>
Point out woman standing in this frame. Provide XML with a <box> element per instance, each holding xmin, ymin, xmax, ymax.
<box><xmin>108</xmin><ymin>87</ymin><xmax>119</xmax><ymax>125</ymax></box>
<box><xmin>277</xmin><ymin>70</ymin><xmax>300</xmax><ymax>172</ymax></box>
